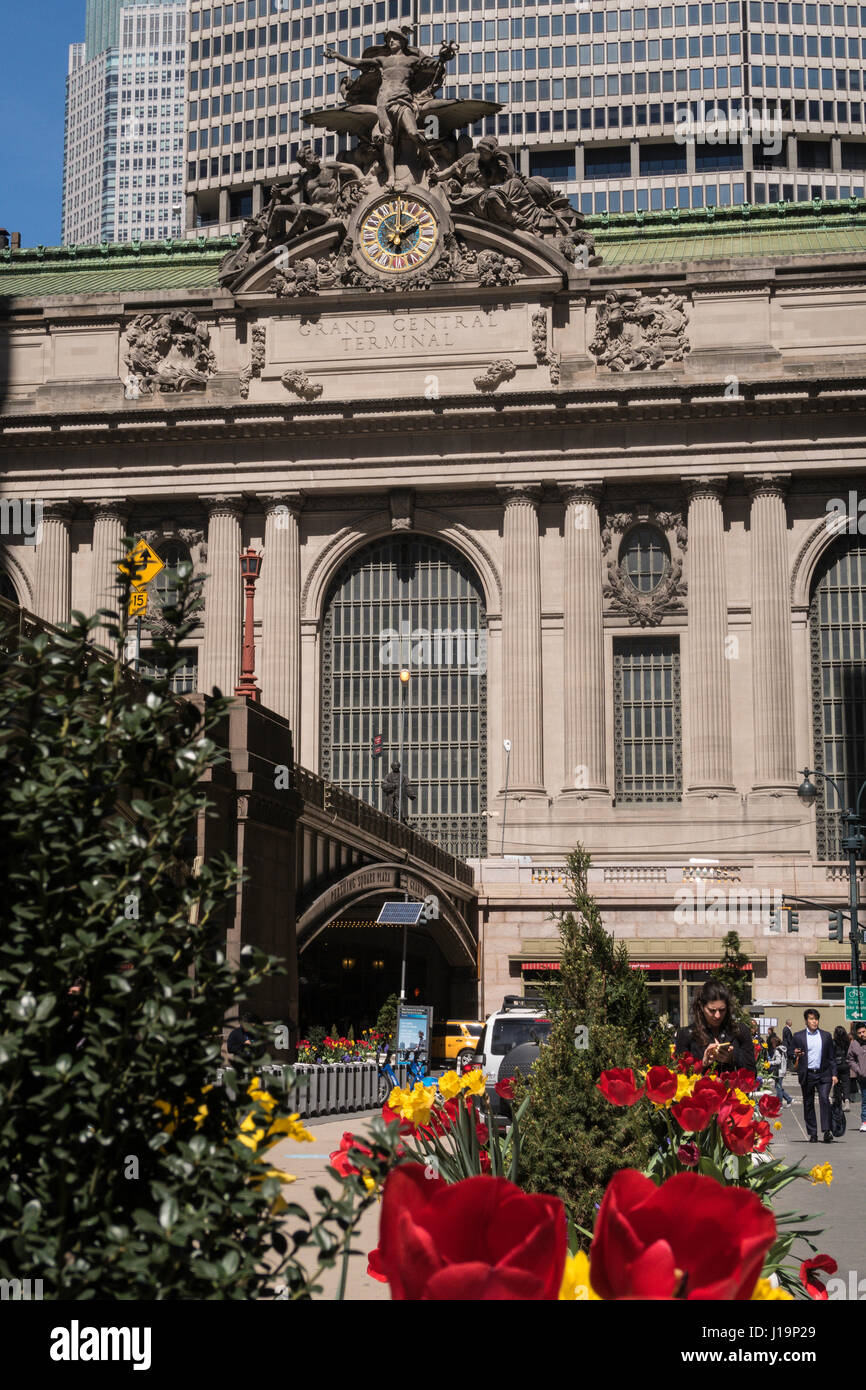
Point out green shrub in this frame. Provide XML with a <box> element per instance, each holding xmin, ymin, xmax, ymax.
<box><xmin>0</xmin><ymin>575</ymin><xmax>315</xmax><ymax>1298</ymax></box>
<box><xmin>516</xmin><ymin>846</ymin><xmax>668</xmax><ymax>1236</ymax></box>
<box><xmin>375</xmin><ymin>993</ymin><xmax>399</xmax><ymax>1045</ymax></box>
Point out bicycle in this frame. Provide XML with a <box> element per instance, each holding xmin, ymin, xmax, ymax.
<box><xmin>377</xmin><ymin>1048</ymin><xmax>399</xmax><ymax>1104</ymax></box>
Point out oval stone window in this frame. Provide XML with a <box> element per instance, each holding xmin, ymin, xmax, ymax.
<box><xmin>620</xmin><ymin>526</ymin><xmax>670</xmax><ymax>594</ymax></box>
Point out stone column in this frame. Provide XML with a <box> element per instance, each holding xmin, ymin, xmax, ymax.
<box><xmin>498</xmin><ymin>484</ymin><xmax>545</xmax><ymax>794</ymax></box>
<box><xmin>258</xmin><ymin>492</ymin><xmax>303</xmax><ymax>734</ymax></box>
<box><xmin>559</xmin><ymin>481</ymin><xmax>607</xmax><ymax>796</ymax></box>
<box><xmin>34</xmin><ymin>502</ymin><xmax>73</xmax><ymax>627</ymax></box>
<box><xmin>747</xmin><ymin>473</ymin><xmax>796</xmax><ymax>790</ymax></box>
<box><xmin>684</xmin><ymin>476</ymin><xmax>734</xmax><ymax>793</ymax></box>
<box><xmin>201</xmin><ymin>496</ymin><xmax>244</xmax><ymax>697</ymax></box>
<box><xmin>89</xmin><ymin>499</ymin><xmax>129</xmax><ymax>621</ymax></box>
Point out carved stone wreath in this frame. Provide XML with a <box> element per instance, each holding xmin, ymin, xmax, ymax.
<box><xmin>265</xmin><ymin>231</ymin><xmax>526</xmax><ymax>297</ymax></box>
<box><xmin>282</xmin><ymin>368</ymin><xmax>323</xmax><ymax>401</ymax></box>
<box><xmin>239</xmin><ymin>324</ymin><xmax>266</xmax><ymax>399</ymax></box>
<box><xmin>601</xmin><ymin>505</ymin><xmax>688</xmax><ymax>626</ymax></box>
<box><xmin>473</xmin><ymin>359</ymin><xmax>516</xmax><ymax>393</ymax></box>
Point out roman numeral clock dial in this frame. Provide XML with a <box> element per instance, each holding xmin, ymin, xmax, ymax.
<box><xmin>358</xmin><ymin>195</ymin><xmax>440</xmax><ymax>275</ymax></box>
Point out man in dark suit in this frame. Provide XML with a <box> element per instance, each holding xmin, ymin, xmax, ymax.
<box><xmin>782</xmin><ymin>1019</ymin><xmax>795</xmax><ymax>1053</ymax></box>
<box><xmin>792</xmin><ymin>1008</ymin><xmax>838</xmax><ymax>1143</ymax></box>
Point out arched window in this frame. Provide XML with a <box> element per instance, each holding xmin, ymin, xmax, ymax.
<box><xmin>0</xmin><ymin>569</ymin><xmax>18</xmax><ymax>605</ymax></box>
<box><xmin>619</xmin><ymin>525</ymin><xmax>670</xmax><ymax>594</ymax></box>
<box><xmin>810</xmin><ymin>537</ymin><xmax>866</xmax><ymax>860</ymax></box>
<box><xmin>321</xmin><ymin>535</ymin><xmax>487</xmax><ymax>859</ymax></box>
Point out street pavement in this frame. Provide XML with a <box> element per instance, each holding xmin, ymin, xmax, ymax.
<box><xmin>268</xmin><ymin>1093</ymin><xmax>864</xmax><ymax>1302</ymax></box>
<box><xmin>770</xmin><ymin>1090</ymin><xmax>865</xmax><ymax>1297</ymax></box>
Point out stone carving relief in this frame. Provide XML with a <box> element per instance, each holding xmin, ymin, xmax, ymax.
<box><xmin>282</xmin><ymin>369</ymin><xmax>324</xmax><ymax>401</ymax></box>
<box><xmin>389</xmin><ymin>489</ymin><xmax>415</xmax><ymax>531</ymax></box>
<box><xmin>239</xmin><ymin>324</ymin><xmax>266</xmax><ymax>399</ymax></box>
<box><xmin>124</xmin><ymin>310</ymin><xmax>216</xmax><ymax>393</ymax></box>
<box><xmin>531</xmin><ymin>308</ymin><xmax>561</xmax><ymax>386</ymax></box>
<box><xmin>589</xmin><ymin>288</ymin><xmax>690</xmax><ymax>372</ymax></box>
<box><xmin>601</xmin><ymin>505</ymin><xmax>688</xmax><ymax>626</ymax></box>
<box><xmin>219</xmin><ymin>29</ymin><xmax>600</xmax><ymax>294</ymax></box>
<box><xmin>473</xmin><ymin>359</ymin><xmax>517</xmax><ymax>393</ymax></box>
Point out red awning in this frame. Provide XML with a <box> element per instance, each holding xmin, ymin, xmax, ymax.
<box><xmin>521</xmin><ymin>960</ymin><xmax>752</xmax><ymax>972</ymax></box>
<box><xmin>522</xmin><ymin>961</ymin><xmax>560</xmax><ymax>971</ymax></box>
<box><xmin>820</xmin><ymin>960</ymin><xmax>850</xmax><ymax>972</ymax></box>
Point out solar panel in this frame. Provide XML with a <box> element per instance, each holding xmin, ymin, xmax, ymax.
<box><xmin>377</xmin><ymin>901</ymin><xmax>424</xmax><ymax>925</ymax></box>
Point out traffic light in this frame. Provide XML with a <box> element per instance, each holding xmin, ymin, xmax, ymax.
<box><xmin>786</xmin><ymin>909</ymin><xmax>799</xmax><ymax>934</ymax></box>
<box><xmin>371</xmin><ymin>733</ymin><xmax>383</xmax><ymax>758</ymax></box>
<box><xmin>768</xmin><ymin>905</ymin><xmax>781</xmax><ymax>933</ymax></box>
<box><xmin>828</xmin><ymin>911</ymin><xmax>844</xmax><ymax>943</ymax></box>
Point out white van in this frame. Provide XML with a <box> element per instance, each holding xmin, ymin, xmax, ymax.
<box><xmin>473</xmin><ymin>996</ymin><xmax>552</xmax><ymax>1085</ymax></box>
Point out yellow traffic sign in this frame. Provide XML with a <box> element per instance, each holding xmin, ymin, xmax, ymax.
<box><xmin>120</xmin><ymin>538</ymin><xmax>165</xmax><ymax>588</ymax></box>
<box><xmin>128</xmin><ymin>590</ymin><xmax>148</xmax><ymax>617</ymax></box>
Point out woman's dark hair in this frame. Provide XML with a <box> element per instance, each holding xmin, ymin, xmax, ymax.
<box><xmin>690</xmin><ymin>978</ymin><xmax>735</xmax><ymax>1052</ymax></box>
<box><xmin>834</xmin><ymin>1024</ymin><xmax>850</xmax><ymax>1048</ymax></box>
<box><xmin>767</xmin><ymin>1030</ymin><xmax>780</xmax><ymax>1051</ymax></box>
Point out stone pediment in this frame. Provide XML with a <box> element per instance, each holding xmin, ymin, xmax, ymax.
<box><xmin>227</xmin><ymin>205</ymin><xmax>573</xmax><ymax>304</ymax></box>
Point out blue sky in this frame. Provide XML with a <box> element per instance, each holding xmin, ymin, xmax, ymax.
<box><xmin>0</xmin><ymin>1</ymin><xmax>85</xmax><ymax>248</ymax></box>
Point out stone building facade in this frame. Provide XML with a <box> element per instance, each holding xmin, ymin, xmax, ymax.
<box><xmin>3</xmin><ymin>197</ymin><xmax>866</xmax><ymax>1029</ymax></box>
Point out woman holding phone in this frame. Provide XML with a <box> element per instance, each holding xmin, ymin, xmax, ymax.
<box><xmin>674</xmin><ymin>978</ymin><xmax>757</xmax><ymax>1078</ymax></box>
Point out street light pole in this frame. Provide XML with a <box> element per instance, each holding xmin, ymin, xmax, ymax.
<box><xmin>798</xmin><ymin>768</ymin><xmax>863</xmax><ymax>990</ymax></box>
<box><xmin>500</xmin><ymin>738</ymin><xmax>511</xmax><ymax>856</ymax></box>
<box><xmin>397</xmin><ymin>666</ymin><xmax>411</xmax><ymax>1001</ymax></box>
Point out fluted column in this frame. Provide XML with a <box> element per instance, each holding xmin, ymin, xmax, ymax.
<box><xmin>559</xmin><ymin>481</ymin><xmax>607</xmax><ymax>795</ymax></box>
<box><xmin>34</xmin><ymin>502</ymin><xmax>73</xmax><ymax>627</ymax></box>
<box><xmin>258</xmin><ymin>492</ymin><xmax>303</xmax><ymax>733</ymax></box>
<box><xmin>201</xmin><ymin>495</ymin><xmax>244</xmax><ymax>697</ymax></box>
<box><xmin>684</xmin><ymin>475</ymin><xmax>734</xmax><ymax>792</ymax></box>
<box><xmin>498</xmin><ymin>484</ymin><xmax>545</xmax><ymax>793</ymax></box>
<box><xmin>89</xmin><ymin>499</ymin><xmax>129</xmax><ymax>622</ymax></box>
<box><xmin>747</xmin><ymin>473</ymin><xmax>796</xmax><ymax>789</ymax></box>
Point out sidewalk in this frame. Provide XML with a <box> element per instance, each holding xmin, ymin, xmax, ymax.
<box><xmin>269</xmin><ymin>1112</ymin><xmax>390</xmax><ymax>1302</ymax></box>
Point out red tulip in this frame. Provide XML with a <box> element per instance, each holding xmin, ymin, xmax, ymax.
<box><xmin>691</xmin><ymin>1077</ymin><xmax>727</xmax><ymax>1114</ymax></box>
<box><xmin>677</xmin><ymin>1053</ymin><xmax>696</xmax><ymax>1073</ymax></box>
<box><xmin>367</xmin><ymin>1245</ymin><xmax>388</xmax><ymax>1284</ymax></box>
<box><xmin>752</xmin><ymin>1119</ymin><xmax>772</xmax><ymax>1153</ymax></box>
<box><xmin>800</xmin><ymin>1254</ymin><xmax>838</xmax><ymax>1300</ymax></box>
<box><xmin>376</xmin><ymin>1165</ymin><xmax>567</xmax><ymax>1300</ymax></box>
<box><xmin>596</xmin><ymin>1068</ymin><xmax>645</xmax><ymax>1107</ymax></box>
<box><xmin>644</xmin><ymin>1066</ymin><xmax>678</xmax><ymax>1105</ymax></box>
<box><xmin>719</xmin><ymin>1117</ymin><xmax>757</xmax><ymax>1156</ymax></box>
<box><xmin>676</xmin><ymin>1142</ymin><xmax>700</xmax><ymax>1167</ymax></box>
<box><xmin>671</xmin><ymin>1094</ymin><xmax>716</xmax><ymax>1133</ymax></box>
<box><xmin>758</xmin><ymin>1093</ymin><xmax>782</xmax><ymax>1118</ymax></box>
<box><xmin>726</xmin><ymin>1068</ymin><xmax>757</xmax><ymax>1093</ymax></box>
<box><xmin>590</xmin><ymin>1169</ymin><xmax>776</xmax><ymax>1301</ymax></box>
<box><xmin>494</xmin><ymin>1077</ymin><xmax>515</xmax><ymax>1101</ymax></box>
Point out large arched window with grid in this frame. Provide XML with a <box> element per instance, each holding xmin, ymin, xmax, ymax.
<box><xmin>810</xmin><ymin>537</ymin><xmax>866</xmax><ymax>861</ymax></box>
<box><xmin>321</xmin><ymin>535</ymin><xmax>488</xmax><ymax>860</ymax></box>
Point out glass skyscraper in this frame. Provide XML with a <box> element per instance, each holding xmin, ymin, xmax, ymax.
<box><xmin>183</xmin><ymin>0</ymin><xmax>866</xmax><ymax>234</ymax></box>
<box><xmin>63</xmin><ymin>0</ymin><xmax>188</xmax><ymax>245</ymax></box>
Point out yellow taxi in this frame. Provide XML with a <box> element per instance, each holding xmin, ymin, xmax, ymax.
<box><xmin>430</xmin><ymin>1020</ymin><xmax>484</xmax><ymax>1069</ymax></box>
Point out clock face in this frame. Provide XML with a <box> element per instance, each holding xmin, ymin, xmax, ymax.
<box><xmin>358</xmin><ymin>196</ymin><xmax>440</xmax><ymax>274</ymax></box>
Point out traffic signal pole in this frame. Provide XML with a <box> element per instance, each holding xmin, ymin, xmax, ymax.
<box><xmin>843</xmin><ymin>816</ymin><xmax>863</xmax><ymax>989</ymax></box>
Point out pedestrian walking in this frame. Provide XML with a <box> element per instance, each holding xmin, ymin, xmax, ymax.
<box><xmin>766</xmin><ymin>1029</ymin><xmax>793</xmax><ymax>1106</ymax></box>
<box><xmin>792</xmin><ymin>1008</ymin><xmax>838</xmax><ymax>1143</ymax></box>
<box><xmin>833</xmin><ymin>1024</ymin><xmax>852</xmax><ymax>1110</ymax></box>
<box><xmin>782</xmin><ymin>1018</ymin><xmax>795</xmax><ymax>1053</ymax></box>
<box><xmin>846</xmin><ymin>1020</ymin><xmax>866</xmax><ymax>1133</ymax></box>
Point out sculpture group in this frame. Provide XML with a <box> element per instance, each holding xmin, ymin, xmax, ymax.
<box><xmin>219</xmin><ymin>26</ymin><xmax>599</xmax><ymax>288</ymax></box>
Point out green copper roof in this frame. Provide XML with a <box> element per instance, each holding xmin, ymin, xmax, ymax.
<box><xmin>1</xmin><ymin>202</ymin><xmax>865</xmax><ymax>300</ymax></box>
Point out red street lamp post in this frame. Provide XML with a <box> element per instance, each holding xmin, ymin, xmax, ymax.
<box><xmin>235</xmin><ymin>548</ymin><xmax>263</xmax><ymax>702</ymax></box>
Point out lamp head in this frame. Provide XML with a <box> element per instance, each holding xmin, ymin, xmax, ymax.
<box><xmin>797</xmin><ymin>775</ymin><xmax>818</xmax><ymax>807</ymax></box>
<box><xmin>399</xmin><ymin>668</ymin><xmax>411</xmax><ymax>684</ymax></box>
<box><xmin>239</xmin><ymin>548</ymin><xmax>263</xmax><ymax>580</ymax></box>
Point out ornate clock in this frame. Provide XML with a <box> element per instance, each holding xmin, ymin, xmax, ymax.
<box><xmin>356</xmin><ymin>194</ymin><xmax>440</xmax><ymax>275</ymax></box>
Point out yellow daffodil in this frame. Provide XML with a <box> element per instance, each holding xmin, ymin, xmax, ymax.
<box><xmin>773</xmin><ymin>1121</ymin><xmax>782</xmax><ymax>1131</ymax></box>
<box><xmin>267</xmin><ymin>1113</ymin><xmax>314</xmax><ymax>1143</ymax></box>
<box><xmin>674</xmin><ymin>1072</ymin><xmax>699</xmax><ymax>1102</ymax></box>
<box><xmin>388</xmin><ymin>1082</ymin><xmax>437</xmax><ymax>1126</ymax></box>
<box><xmin>258</xmin><ymin>1165</ymin><xmax>298</xmax><ymax>1184</ymax></box>
<box><xmin>193</xmin><ymin>1104</ymin><xmax>208</xmax><ymax>1131</ymax></box>
<box><xmin>559</xmin><ymin>1251</ymin><xmax>601</xmax><ymax>1301</ymax></box>
<box><xmin>751</xmin><ymin>1279</ymin><xmax>794</xmax><ymax>1301</ymax></box>
<box><xmin>438</xmin><ymin>1070</ymin><xmax>463</xmax><ymax>1100</ymax></box>
<box><xmin>460</xmin><ymin>1068</ymin><xmax>486</xmax><ymax>1097</ymax></box>
<box><xmin>733</xmin><ymin>1089</ymin><xmax>756</xmax><ymax>1108</ymax></box>
<box><xmin>808</xmin><ymin>1162</ymin><xmax>833</xmax><ymax>1186</ymax></box>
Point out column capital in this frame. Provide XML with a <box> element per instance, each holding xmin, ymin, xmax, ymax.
<box><xmin>205</xmin><ymin>494</ymin><xmax>246</xmax><ymax>520</ymax></box>
<box><xmin>744</xmin><ymin>472</ymin><xmax>791</xmax><ymax>500</ymax></box>
<box><xmin>88</xmin><ymin>497</ymin><xmax>129</xmax><ymax>521</ymax></box>
<box><xmin>258</xmin><ymin>491</ymin><xmax>305</xmax><ymax>518</ymax></box>
<box><xmin>40</xmin><ymin>500</ymin><xmax>74</xmax><ymax>523</ymax></box>
<box><xmin>682</xmin><ymin>473</ymin><xmax>728</xmax><ymax>502</ymax></box>
<box><xmin>497</xmin><ymin>483</ymin><xmax>542</xmax><ymax>510</ymax></box>
<box><xmin>558</xmin><ymin>480</ymin><xmax>604</xmax><ymax>507</ymax></box>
